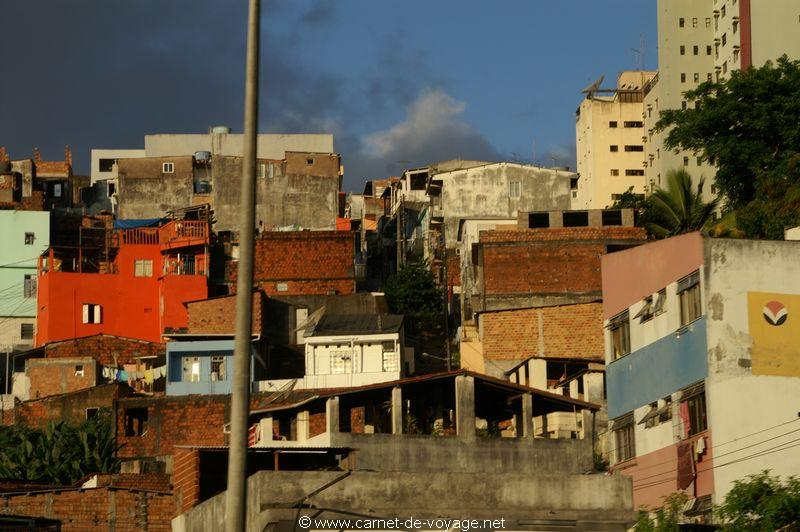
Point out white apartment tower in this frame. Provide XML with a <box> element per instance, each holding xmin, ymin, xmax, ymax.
<box><xmin>644</xmin><ymin>0</ymin><xmax>800</xmax><ymax>198</ymax></box>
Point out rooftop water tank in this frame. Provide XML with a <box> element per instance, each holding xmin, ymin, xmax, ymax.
<box><xmin>194</xmin><ymin>151</ymin><xmax>211</xmax><ymax>163</ymax></box>
<box><xmin>211</xmin><ymin>125</ymin><xmax>231</xmax><ymax>135</ymax></box>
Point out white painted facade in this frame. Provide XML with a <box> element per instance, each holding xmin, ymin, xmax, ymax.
<box><xmin>90</xmin><ymin>149</ymin><xmax>145</xmax><ymax>184</ymax></box>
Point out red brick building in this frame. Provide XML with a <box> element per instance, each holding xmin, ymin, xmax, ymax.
<box><xmin>36</xmin><ymin>217</ymin><xmax>210</xmax><ymax>345</ymax></box>
<box><xmin>227</xmin><ymin>231</ymin><xmax>356</xmax><ymax>296</ymax></box>
<box><xmin>480</xmin><ymin>302</ymin><xmax>605</xmax><ymax>362</ymax></box>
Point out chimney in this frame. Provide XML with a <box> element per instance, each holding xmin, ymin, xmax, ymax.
<box><xmin>33</xmin><ymin>147</ymin><xmax>41</xmax><ymax>163</ymax></box>
<box><xmin>0</xmin><ymin>147</ymin><xmax>7</xmax><ymax>162</ymax></box>
<box><xmin>65</xmin><ymin>146</ymin><xmax>72</xmax><ymax>167</ymax></box>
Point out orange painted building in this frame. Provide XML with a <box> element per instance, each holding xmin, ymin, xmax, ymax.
<box><xmin>35</xmin><ymin>219</ymin><xmax>210</xmax><ymax>345</ymax></box>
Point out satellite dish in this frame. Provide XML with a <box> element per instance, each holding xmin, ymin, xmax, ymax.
<box><xmin>581</xmin><ymin>75</ymin><xmax>605</xmax><ymax>95</ymax></box>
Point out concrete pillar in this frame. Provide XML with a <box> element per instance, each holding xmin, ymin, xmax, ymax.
<box><xmin>529</xmin><ymin>358</ymin><xmax>547</xmax><ymax>390</ymax></box>
<box><xmin>455</xmin><ymin>375</ymin><xmax>476</xmax><ymax>442</ymax></box>
<box><xmin>391</xmin><ymin>387</ymin><xmax>403</xmax><ymax>434</ymax></box>
<box><xmin>326</xmin><ymin>397</ymin><xmax>339</xmax><ymax>434</ymax></box>
<box><xmin>258</xmin><ymin>417</ymin><xmax>273</xmax><ymax>444</ymax></box>
<box><xmin>582</xmin><ymin>409</ymin><xmax>595</xmax><ymax>442</ymax></box>
<box><xmin>297</xmin><ymin>410</ymin><xmax>310</xmax><ymax>442</ymax></box>
<box><xmin>521</xmin><ymin>393</ymin><xmax>534</xmax><ymax>440</ymax></box>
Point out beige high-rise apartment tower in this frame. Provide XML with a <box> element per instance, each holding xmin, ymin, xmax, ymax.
<box><xmin>575</xmin><ymin>71</ymin><xmax>657</xmax><ymax>209</ymax></box>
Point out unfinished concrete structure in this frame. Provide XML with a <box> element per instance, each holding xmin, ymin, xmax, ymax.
<box><xmin>116</xmin><ymin>151</ymin><xmax>342</xmax><ymax>232</ymax></box>
<box><xmin>171</xmin><ymin>371</ymin><xmax>634</xmax><ymax>531</ymax></box>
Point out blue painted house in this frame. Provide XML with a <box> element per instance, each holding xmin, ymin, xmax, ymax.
<box><xmin>166</xmin><ymin>339</ymin><xmax>257</xmax><ymax>395</ymax></box>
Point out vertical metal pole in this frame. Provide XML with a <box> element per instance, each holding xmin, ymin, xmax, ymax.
<box><xmin>226</xmin><ymin>0</ymin><xmax>260</xmax><ymax>530</ymax></box>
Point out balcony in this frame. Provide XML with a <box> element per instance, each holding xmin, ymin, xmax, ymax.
<box><xmin>116</xmin><ymin>221</ymin><xmax>209</xmax><ymax>250</ymax></box>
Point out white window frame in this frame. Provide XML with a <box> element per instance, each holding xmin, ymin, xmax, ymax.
<box><xmin>82</xmin><ymin>304</ymin><xmax>102</xmax><ymax>324</ymax></box>
<box><xmin>134</xmin><ymin>259</ymin><xmax>153</xmax><ymax>277</ymax></box>
<box><xmin>162</xmin><ymin>162</ymin><xmax>175</xmax><ymax>174</ymax></box>
<box><xmin>508</xmin><ymin>181</ymin><xmax>521</xmax><ymax>199</ymax></box>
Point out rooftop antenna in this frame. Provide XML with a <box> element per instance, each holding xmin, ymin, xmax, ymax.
<box><xmin>631</xmin><ymin>34</ymin><xmax>646</xmax><ymax>71</ymax></box>
<box><xmin>581</xmin><ymin>75</ymin><xmax>605</xmax><ymax>97</ymax></box>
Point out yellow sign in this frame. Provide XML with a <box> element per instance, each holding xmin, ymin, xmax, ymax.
<box><xmin>748</xmin><ymin>292</ymin><xmax>800</xmax><ymax>377</ymax></box>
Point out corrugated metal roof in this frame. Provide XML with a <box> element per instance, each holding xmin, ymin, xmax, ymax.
<box><xmin>310</xmin><ymin>314</ymin><xmax>403</xmax><ymax>336</ymax></box>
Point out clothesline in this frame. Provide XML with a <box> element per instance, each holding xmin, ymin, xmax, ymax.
<box><xmin>101</xmin><ymin>364</ymin><xmax>166</xmax><ymax>385</ymax></box>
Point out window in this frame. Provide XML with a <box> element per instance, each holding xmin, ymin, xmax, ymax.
<box><xmin>721</xmin><ymin>5</ymin><xmax>726</xmax><ymax>17</ymax></box>
<box><xmin>733</xmin><ymin>48</ymin><xmax>740</xmax><ymax>63</ymax></box>
<box><xmin>562</xmin><ymin>211</ymin><xmax>589</xmax><ymax>227</ymax></box>
<box><xmin>682</xmin><ymin>101</ymin><xmax>688</xmax><ymax>110</ymax></box>
<box><xmin>508</xmin><ymin>181</ymin><xmax>521</xmax><ymax>198</ymax></box>
<box><xmin>24</xmin><ymin>232</ymin><xmax>35</xmax><ymax>245</ymax></box>
<box><xmin>653</xmin><ymin>289</ymin><xmax>667</xmax><ymax>315</ymax></box>
<box><xmin>124</xmin><ymin>408</ymin><xmax>148</xmax><ymax>437</ymax></box>
<box><xmin>257</xmin><ymin>162</ymin><xmax>266</xmax><ymax>178</ymax></box>
<box><xmin>623</xmin><ymin>121</ymin><xmax>643</xmax><ymax>128</ymax></box>
<box><xmin>610</xmin><ymin>169</ymin><xmax>620</xmax><ymax>177</ymax></box>
<box><xmin>733</xmin><ymin>20</ymin><xmax>738</xmax><ymax>34</ymax></box>
<box><xmin>694</xmin><ymin>73</ymin><xmax>700</xmax><ymax>83</ymax></box>
<box><xmin>707</xmin><ymin>73</ymin><xmax>713</xmax><ymax>82</ymax></box>
<box><xmin>82</xmin><ymin>304</ymin><xmax>102</xmax><ymax>324</ymax></box>
<box><xmin>722</xmin><ymin>33</ymin><xmax>727</xmax><ymax>46</ymax></box>
<box><xmin>697</xmin><ymin>157</ymin><xmax>703</xmax><ymax>166</ymax></box>
<box><xmin>23</xmin><ymin>274</ymin><xmax>36</xmax><ymax>298</ymax></box>
<box><xmin>707</xmin><ymin>45</ymin><xmax>712</xmax><ymax>56</ymax></box>
<box><xmin>134</xmin><ymin>259</ymin><xmax>153</xmax><ymax>277</ymax></box>
<box><xmin>678</xmin><ymin>270</ymin><xmax>702</xmax><ymax>326</ymax></box>
<box><xmin>528</xmin><ymin>212</ymin><xmax>550</xmax><ymax>228</ymax></box>
<box><xmin>276</xmin><ymin>282</ymin><xmax>288</xmax><ymax>292</ymax></box>
<box><xmin>684</xmin><ymin>156</ymin><xmax>690</xmax><ymax>167</ymax></box>
<box><xmin>98</xmin><ymin>158</ymin><xmax>116</xmax><ymax>172</ymax></box>
<box><xmin>20</xmin><ymin>323</ymin><xmax>34</xmax><ymax>340</ymax></box>
<box><xmin>183</xmin><ymin>356</ymin><xmax>201</xmax><ymax>382</ymax></box>
<box><xmin>610</xmin><ymin>145</ymin><xmax>619</xmax><ymax>152</ymax></box>
<box><xmin>609</xmin><ymin>311</ymin><xmax>631</xmax><ymax>360</ymax></box>
<box><xmin>624</xmin><ymin>145</ymin><xmax>644</xmax><ymax>152</ymax></box>
<box><xmin>53</xmin><ymin>184</ymin><xmax>62</xmax><ymax>198</ymax></box>
<box><xmin>570</xmin><ymin>177</ymin><xmax>579</xmax><ymax>190</ymax></box>
<box><xmin>681</xmin><ymin>73</ymin><xmax>686</xmax><ymax>83</ymax></box>
<box><xmin>680</xmin><ymin>45</ymin><xmax>686</xmax><ymax>56</ymax></box>
<box><xmin>75</xmin><ymin>365</ymin><xmax>85</xmax><ymax>377</ymax></box>
<box><xmin>693</xmin><ymin>45</ymin><xmax>699</xmax><ymax>56</ymax></box>
<box><xmin>705</xmin><ymin>17</ymin><xmax>711</xmax><ymax>27</ymax></box>
<box><xmin>86</xmin><ymin>408</ymin><xmax>99</xmax><ymax>420</ymax></box>
<box><xmin>306</xmin><ymin>158</ymin><xmax>314</xmax><ymax>165</ymax></box>
<box><xmin>681</xmin><ymin>383</ymin><xmax>707</xmax><ymax>436</ymax></box>
<box><xmin>331</xmin><ymin>349</ymin><xmax>353</xmax><ymax>374</ymax></box>
<box><xmin>625</xmin><ymin>169</ymin><xmax>645</xmax><ymax>176</ymax></box>
<box><xmin>612</xmin><ymin>413</ymin><xmax>636</xmax><ymax>462</ymax></box>
<box><xmin>634</xmin><ymin>296</ymin><xmax>654</xmax><ymax>323</ymax></box>
<box><xmin>162</xmin><ymin>162</ymin><xmax>175</xmax><ymax>173</ymax></box>
<box><xmin>382</xmin><ymin>341</ymin><xmax>397</xmax><ymax>372</ymax></box>
<box><xmin>692</xmin><ymin>17</ymin><xmax>698</xmax><ymax>27</ymax></box>
<box><xmin>679</xmin><ymin>17</ymin><xmax>685</xmax><ymax>27</ymax></box>
<box><xmin>609</xmin><ymin>121</ymin><xmax>618</xmax><ymax>128</ymax></box>
<box><xmin>601</xmin><ymin>210</ymin><xmax>623</xmax><ymax>226</ymax></box>
<box><xmin>211</xmin><ymin>356</ymin><xmax>226</xmax><ymax>381</ymax></box>
<box><xmin>107</xmin><ymin>182</ymin><xmax>116</xmax><ymax>196</ymax></box>
<box><xmin>640</xmin><ymin>397</ymin><xmax>673</xmax><ymax>428</ymax></box>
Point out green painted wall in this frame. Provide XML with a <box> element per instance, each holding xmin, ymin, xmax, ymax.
<box><xmin>0</xmin><ymin>211</ymin><xmax>50</xmax><ymax>317</ymax></box>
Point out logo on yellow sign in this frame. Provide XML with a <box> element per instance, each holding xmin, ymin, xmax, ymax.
<box><xmin>748</xmin><ymin>292</ymin><xmax>800</xmax><ymax>377</ymax></box>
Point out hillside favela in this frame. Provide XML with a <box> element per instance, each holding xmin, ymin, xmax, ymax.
<box><xmin>2</xmin><ymin>0</ymin><xmax>800</xmax><ymax>531</ymax></box>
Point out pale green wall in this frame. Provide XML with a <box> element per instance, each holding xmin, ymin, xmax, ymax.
<box><xmin>0</xmin><ymin>211</ymin><xmax>50</xmax><ymax>317</ymax></box>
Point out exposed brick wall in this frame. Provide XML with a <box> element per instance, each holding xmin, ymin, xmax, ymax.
<box><xmin>350</xmin><ymin>406</ymin><xmax>365</xmax><ymax>434</ymax></box>
<box><xmin>9</xmin><ymin>383</ymin><xmax>134</xmax><ymax>428</ymax></box>
<box><xmin>172</xmin><ymin>447</ymin><xmax>200</xmax><ymax>514</ymax></box>
<box><xmin>27</xmin><ymin>358</ymin><xmax>97</xmax><ymax>399</ymax></box>
<box><xmin>481</xmin><ymin>303</ymin><xmax>605</xmax><ymax>360</ymax></box>
<box><xmin>43</xmin><ymin>335</ymin><xmax>165</xmax><ymax>367</ymax></box>
<box><xmin>116</xmin><ymin>396</ymin><xmax>229</xmax><ymax>459</ymax></box>
<box><xmin>479</xmin><ymin>227</ymin><xmax>646</xmax><ymax>296</ymax></box>
<box><xmin>93</xmin><ymin>473</ymin><xmax>172</xmax><ymax>492</ymax></box>
<box><xmin>0</xmin><ymin>487</ymin><xmax>173</xmax><ymax>531</ymax></box>
<box><xmin>308</xmin><ymin>412</ymin><xmax>327</xmax><ymax>438</ymax></box>
<box><xmin>284</xmin><ymin>152</ymin><xmax>341</xmax><ymax>179</ymax></box>
<box><xmin>186</xmin><ymin>291</ymin><xmax>264</xmax><ymax>335</ymax></box>
<box><xmin>228</xmin><ymin>231</ymin><xmax>356</xmax><ymax>296</ymax></box>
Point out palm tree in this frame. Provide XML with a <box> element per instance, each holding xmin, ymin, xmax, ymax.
<box><xmin>646</xmin><ymin>169</ymin><xmax>719</xmax><ymax>238</ymax></box>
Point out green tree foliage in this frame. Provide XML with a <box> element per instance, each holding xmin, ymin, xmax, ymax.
<box><xmin>383</xmin><ymin>260</ymin><xmax>443</xmax><ymax>318</ymax></box>
<box><xmin>716</xmin><ymin>471</ymin><xmax>800</xmax><ymax>531</ymax></box>
<box><xmin>0</xmin><ymin>412</ymin><xmax>121</xmax><ymax>485</ymax></box>
<box><xmin>634</xmin><ymin>492</ymin><xmax>688</xmax><ymax>532</ymax></box>
<box><xmin>655</xmin><ymin>56</ymin><xmax>800</xmax><ymax>237</ymax></box>
<box><xmin>645</xmin><ymin>169</ymin><xmax>719</xmax><ymax>238</ymax></box>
